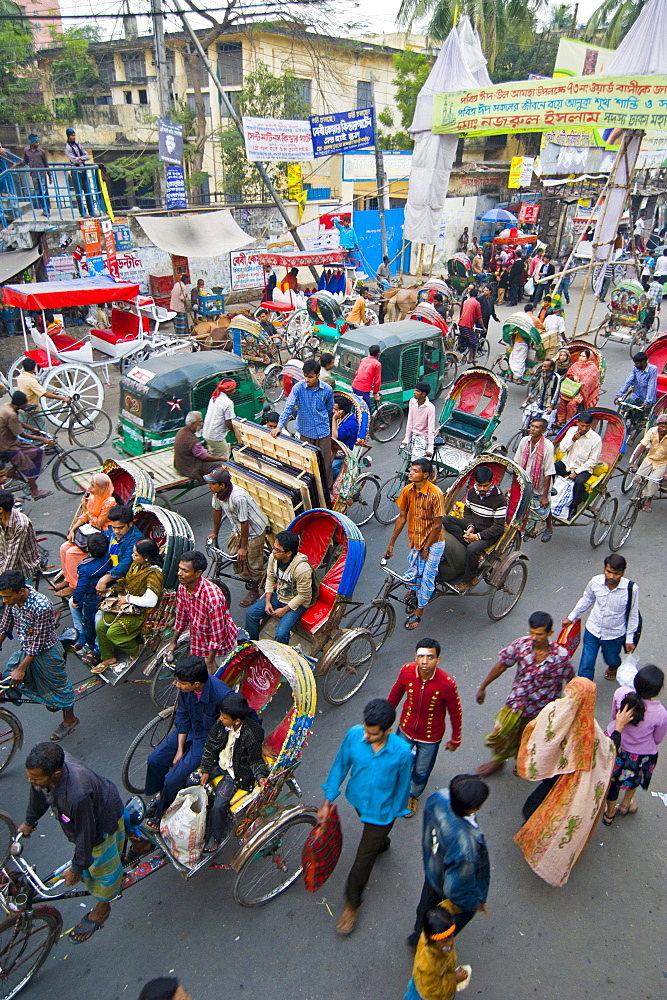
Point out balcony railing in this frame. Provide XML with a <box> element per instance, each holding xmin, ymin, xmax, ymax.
<box><xmin>0</xmin><ymin>160</ymin><xmax>106</xmax><ymax>228</ymax></box>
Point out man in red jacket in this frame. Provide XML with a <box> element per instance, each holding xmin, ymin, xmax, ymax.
<box><xmin>387</xmin><ymin>637</ymin><xmax>463</xmax><ymax>817</ymax></box>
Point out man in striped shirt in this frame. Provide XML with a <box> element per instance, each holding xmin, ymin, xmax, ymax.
<box><xmin>442</xmin><ymin>466</ymin><xmax>507</xmax><ymax>593</ymax></box>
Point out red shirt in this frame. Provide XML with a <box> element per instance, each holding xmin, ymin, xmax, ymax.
<box><xmin>459</xmin><ymin>297</ymin><xmax>482</xmax><ymax>329</ymax></box>
<box><xmin>351</xmin><ymin>355</ymin><xmax>382</xmax><ymax>394</ymax></box>
<box><xmin>174</xmin><ymin>576</ymin><xmax>238</xmax><ymax>656</ymax></box>
<box><xmin>387</xmin><ymin>662</ymin><xmax>462</xmax><ymax>745</ymax></box>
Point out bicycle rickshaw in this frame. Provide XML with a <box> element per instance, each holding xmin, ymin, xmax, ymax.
<box><xmin>493</xmin><ymin>312</ymin><xmax>558</xmax><ymax>383</ymax></box>
<box><xmin>0</xmin><ymin>641</ymin><xmax>320</xmax><ymax>999</ymax></box>
<box><xmin>373</xmin><ymin>368</ymin><xmax>506</xmax><ymax>524</ymax></box>
<box><xmin>365</xmin><ymin>454</ymin><xmax>532</xmax><ymax>630</ymax></box>
<box><xmin>330</xmin><ymin>390</ymin><xmax>380</xmax><ymax>527</ymax></box>
<box><xmin>645</xmin><ymin>333</ymin><xmax>667</xmax><ymax>397</ymax></box>
<box><xmin>594</xmin><ymin>279</ymin><xmax>650</xmax><ymax>354</ymax></box>
<box><xmin>611</xmin><ymin>394</ymin><xmax>667</xmax><ymax>548</ymax></box>
<box><xmin>447</xmin><ymin>253</ymin><xmax>472</xmax><ymax>294</ymax></box>
<box><xmin>524</xmin><ymin>408</ymin><xmax>626</xmax><ymax>548</ymax></box>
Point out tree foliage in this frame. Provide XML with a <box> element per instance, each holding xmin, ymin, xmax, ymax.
<box><xmin>218</xmin><ymin>62</ymin><xmax>310</xmax><ymax>200</ymax></box>
<box><xmin>50</xmin><ymin>27</ymin><xmax>103</xmax><ymax>118</ymax></box>
<box><xmin>104</xmin><ymin>102</ymin><xmax>197</xmax><ymax>194</ymax></box>
<box><xmin>0</xmin><ymin>2</ymin><xmax>36</xmax><ymax>125</ymax></box>
<box><xmin>492</xmin><ymin>5</ymin><xmax>575</xmax><ymax>82</ymax></box>
<box><xmin>584</xmin><ymin>0</ymin><xmax>645</xmax><ymax>47</ymax></box>
<box><xmin>377</xmin><ymin>49</ymin><xmax>432</xmax><ymax>150</ymax></box>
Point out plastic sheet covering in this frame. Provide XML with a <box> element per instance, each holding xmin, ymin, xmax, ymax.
<box><xmin>0</xmin><ymin>245</ymin><xmax>42</xmax><ymax>284</ymax></box>
<box><xmin>2</xmin><ymin>277</ymin><xmax>140</xmax><ymax>309</ymax></box>
<box><xmin>457</xmin><ymin>17</ymin><xmax>492</xmax><ymax>86</ymax></box>
<box><xmin>404</xmin><ymin>29</ymin><xmax>478</xmax><ymax>245</ymax></box>
<box><xmin>136</xmin><ymin>209</ymin><xmax>253</xmax><ymax>258</ymax></box>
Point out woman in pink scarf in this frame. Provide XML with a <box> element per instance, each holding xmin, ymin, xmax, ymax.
<box><xmin>556</xmin><ymin>349</ymin><xmax>600</xmax><ymax>426</ymax></box>
<box><xmin>56</xmin><ymin>472</ymin><xmax>115</xmax><ymax>594</ymax></box>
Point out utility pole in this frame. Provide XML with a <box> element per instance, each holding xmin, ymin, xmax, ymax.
<box><xmin>369</xmin><ymin>73</ymin><xmax>388</xmax><ymax>260</ymax></box>
<box><xmin>172</xmin><ymin>0</ymin><xmax>319</xmax><ymax>280</ymax></box>
<box><xmin>152</xmin><ymin>0</ymin><xmax>170</xmax><ymax>208</ymax></box>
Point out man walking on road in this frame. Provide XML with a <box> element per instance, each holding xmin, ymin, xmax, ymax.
<box><xmin>384</xmin><ymin>458</ymin><xmax>445</xmax><ymax>630</ymax></box>
<box><xmin>508</xmin><ymin>254</ymin><xmax>525</xmax><ymax>306</ymax></box>
<box><xmin>19</xmin><ymin>742</ymin><xmax>124</xmax><ymax>942</ymax></box>
<box><xmin>402</xmin><ymin>382</ymin><xmax>436</xmax><ymax>460</ymax></box>
<box><xmin>273</xmin><ymin>359</ymin><xmax>334</xmax><ymax>486</ymax></box>
<box><xmin>407</xmin><ymin>774</ymin><xmax>490</xmax><ymax>946</ymax></box>
<box><xmin>167</xmin><ymin>550</ymin><xmax>238</xmax><ymax>673</ymax></box>
<box><xmin>387</xmin><ymin>637</ymin><xmax>462</xmax><ymax>816</ymax></box>
<box><xmin>318</xmin><ymin>698</ymin><xmax>413</xmax><ymax>936</ymax></box>
<box><xmin>475</xmin><ymin>611</ymin><xmax>574</xmax><ymax>777</ymax></box>
<box><xmin>205</xmin><ymin>468</ymin><xmax>267</xmax><ymax>607</ymax></box>
<box><xmin>564</xmin><ymin>553</ymin><xmax>639</xmax><ymax>682</ymax></box>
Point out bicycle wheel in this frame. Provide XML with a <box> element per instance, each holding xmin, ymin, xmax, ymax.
<box><xmin>0</xmin><ymin>908</ymin><xmax>62</xmax><ymax>1000</ymax></box>
<box><xmin>67</xmin><ymin>407</ymin><xmax>113</xmax><ymax>448</ymax></box>
<box><xmin>475</xmin><ymin>338</ymin><xmax>491</xmax><ymax>366</ymax></box>
<box><xmin>343</xmin><ymin>475</ymin><xmax>379</xmax><ymax>527</ymax></box>
<box><xmin>0</xmin><ymin>710</ymin><xmax>22</xmax><ymax>776</ymax></box>
<box><xmin>148</xmin><ymin>636</ymin><xmax>191</xmax><ymax>710</ymax></box>
<box><xmin>321</xmin><ymin>631</ymin><xmax>375</xmax><ymax>706</ymax></box>
<box><xmin>121</xmin><ymin>711</ymin><xmax>175</xmax><ymax>794</ymax></box>
<box><xmin>594</xmin><ymin>325</ymin><xmax>610</xmax><ymax>349</ymax></box>
<box><xmin>370</xmin><ymin>402</ymin><xmax>403</xmax><ymax>443</ymax></box>
<box><xmin>33</xmin><ymin>529</ymin><xmax>66</xmax><ymax>583</ymax></box>
<box><xmin>609</xmin><ymin>499</ymin><xmax>640</xmax><ymax>551</ymax></box>
<box><xmin>629</xmin><ymin>328</ymin><xmax>648</xmax><ymax>357</ymax></box>
<box><xmin>51</xmin><ymin>447</ymin><xmax>102</xmax><ymax>494</ymax></box>
<box><xmin>505</xmin><ymin>429</ymin><xmax>524</xmax><ymax>457</ymax></box>
<box><xmin>262</xmin><ymin>365</ymin><xmax>284</xmax><ymax>404</ymax></box>
<box><xmin>233</xmin><ymin>814</ymin><xmax>316</xmax><ymax>906</ymax></box>
<box><xmin>40</xmin><ymin>365</ymin><xmax>104</xmax><ymax>429</ymax></box>
<box><xmin>343</xmin><ymin>600</ymin><xmax>396</xmax><ymax>652</ymax></box>
<box><xmin>487</xmin><ymin>560</ymin><xmax>527</xmax><ymax>621</ymax></box>
<box><xmin>373</xmin><ymin>473</ymin><xmax>404</xmax><ymax>524</ymax></box>
<box><xmin>620</xmin><ymin>467</ymin><xmax>635</xmax><ymax>494</ymax></box>
<box><xmin>442</xmin><ymin>352</ymin><xmax>458</xmax><ymax>391</ymax></box>
<box><xmin>590</xmin><ymin>494</ymin><xmax>618</xmax><ymax>548</ymax></box>
<box><xmin>0</xmin><ymin>810</ymin><xmax>17</xmax><ymax>867</ymax></box>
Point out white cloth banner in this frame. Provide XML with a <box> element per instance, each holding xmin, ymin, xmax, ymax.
<box><xmin>242</xmin><ymin>116</ymin><xmax>313</xmax><ymax>162</ymax></box>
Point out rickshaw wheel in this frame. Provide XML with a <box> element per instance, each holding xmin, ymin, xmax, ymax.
<box><xmin>33</xmin><ymin>529</ymin><xmax>66</xmax><ymax>584</ymax></box>
<box><xmin>0</xmin><ymin>908</ymin><xmax>62</xmax><ymax>998</ymax></box>
<box><xmin>263</xmin><ymin>365</ymin><xmax>284</xmax><ymax>403</ymax></box>
<box><xmin>286</xmin><ymin>309</ymin><xmax>311</xmax><ymax>339</ymax></box>
<box><xmin>344</xmin><ymin>601</ymin><xmax>396</xmax><ymax>651</ymax></box>
<box><xmin>121</xmin><ymin>710</ymin><xmax>176</xmax><ymax>794</ymax></box>
<box><xmin>487</xmin><ymin>560</ymin><xmax>527</xmax><ymax>621</ymax></box>
<box><xmin>370</xmin><ymin>402</ymin><xmax>403</xmax><ymax>443</ymax></box>
<box><xmin>620</xmin><ymin>467</ymin><xmax>634</xmax><ymax>494</ymax></box>
<box><xmin>148</xmin><ymin>636</ymin><xmax>191</xmax><ymax>710</ymax></box>
<box><xmin>233</xmin><ymin>813</ymin><xmax>316</xmax><ymax>906</ymax></box>
<box><xmin>594</xmin><ymin>325</ymin><xmax>610</xmax><ymax>350</ymax></box>
<box><xmin>373</xmin><ymin>473</ymin><xmax>404</xmax><ymax>524</ymax></box>
<box><xmin>41</xmin><ymin>365</ymin><xmax>105</xmax><ymax>428</ymax></box>
<box><xmin>590</xmin><ymin>494</ymin><xmax>618</xmax><ymax>548</ymax></box>
<box><xmin>629</xmin><ymin>328</ymin><xmax>648</xmax><ymax>357</ymax></box>
<box><xmin>609</xmin><ymin>499</ymin><xmax>639</xmax><ymax>551</ymax></box>
<box><xmin>475</xmin><ymin>339</ymin><xmax>491</xmax><ymax>366</ymax></box>
<box><xmin>344</xmin><ymin>474</ymin><xmax>380</xmax><ymax>527</ymax></box>
<box><xmin>0</xmin><ymin>810</ymin><xmax>17</xmax><ymax>866</ymax></box>
<box><xmin>0</xmin><ymin>712</ymin><xmax>22</xmax><ymax>778</ymax></box>
<box><xmin>52</xmin><ymin>447</ymin><xmax>104</xmax><ymax>494</ymax></box>
<box><xmin>442</xmin><ymin>352</ymin><xmax>458</xmax><ymax>391</ymax></box>
<box><xmin>320</xmin><ymin>629</ymin><xmax>375</xmax><ymax>706</ymax></box>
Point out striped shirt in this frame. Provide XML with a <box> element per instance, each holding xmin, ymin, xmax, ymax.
<box><xmin>396</xmin><ymin>480</ymin><xmax>445</xmax><ymax>549</ymax></box>
<box><xmin>463</xmin><ymin>485</ymin><xmax>507</xmax><ymax>543</ymax></box>
<box><xmin>278</xmin><ymin>379</ymin><xmax>334</xmax><ymax>440</ymax></box>
<box><xmin>0</xmin><ymin>508</ymin><xmax>40</xmax><ymax>580</ymax></box>
<box><xmin>0</xmin><ymin>586</ymin><xmax>57</xmax><ymax>655</ymax></box>
<box><xmin>212</xmin><ymin>484</ymin><xmax>267</xmax><ymax>539</ymax></box>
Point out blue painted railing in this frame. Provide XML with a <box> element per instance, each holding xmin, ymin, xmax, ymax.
<box><xmin>0</xmin><ymin>161</ymin><xmax>106</xmax><ymax>227</ymax></box>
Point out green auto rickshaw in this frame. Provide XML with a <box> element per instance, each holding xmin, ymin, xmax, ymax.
<box><xmin>116</xmin><ymin>350</ymin><xmax>264</xmax><ymax>456</ymax></box>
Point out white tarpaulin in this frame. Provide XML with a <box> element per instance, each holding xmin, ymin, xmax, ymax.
<box><xmin>592</xmin><ymin>0</ymin><xmax>667</xmax><ymax>270</ymax></box>
<box><xmin>136</xmin><ymin>210</ymin><xmax>254</xmax><ymax>258</ymax></box>
<box><xmin>457</xmin><ymin>17</ymin><xmax>492</xmax><ymax>86</ymax></box>
<box><xmin>403</xmin><ymin>29</ymin><xmax>478</xmax><ymax>245</ymax></box>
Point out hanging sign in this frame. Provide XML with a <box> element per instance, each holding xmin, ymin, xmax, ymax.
<box><xmin>165</xmin><ymin>165</ymin><xmax>187</xmax><ymax>210</ymax></box>
<box><xmin>113</xmin><ymin>219</ymin><xmax>132</xmax><ymax>251</ymax></box>
<box><xmin>242</xmin><ymin>117</ymin><xmax>313</xmax><ymax>162</ymax></box>
<box><xmin>508</xmin><ymin>156</ymin><xmax>535</xmax><ymax>188</ymax></box>
<box><xmin>432</xmin><ymin>75</ymin><xmax>667</xmax><ymax>137</ymax></box>
<box><xmin>310</xmin><ymin>108</ymin><xmax>375</xmax><ymax>157</ymax></box>
<box><xmin>100</xmin><ymin>217</ymin><xmax>119</xmax><ymax>280</ymax></box>
<box><xmin>158</xmin><ymin>118</ymin><xmax>184</xmax><ymax>165</ymax></box>
<box><xmin>518</xmin><ymin>203</ymin><xmax>540</xmax><ymax>223</ymax></box>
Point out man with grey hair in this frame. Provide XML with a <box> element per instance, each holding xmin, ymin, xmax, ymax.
<box><xmin>173</xmin><ymin>410</ymin><xmax>221</xmax><ymax>482</ymax></box>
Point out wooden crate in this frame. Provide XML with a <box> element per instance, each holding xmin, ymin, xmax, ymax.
<box><xmin>233</xmin><ymin>445</ymin><xmax>312</xmax><ymax>512</ymax></box>
<box><xmin>232</xmin><ymin>419</ymin><xmax>329</xmax><ymax>508</ymax></box>
<box><xmin>226</xmin><ymin>461</ymin><xmax>303</xmax><ymax>533</ymax></box>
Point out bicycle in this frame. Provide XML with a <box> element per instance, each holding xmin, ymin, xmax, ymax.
<box><xmin>23</xmin><ymin>397</ymin><xmax>112</xmax><ymax>450</ymax></box>
<box><xmin>1</xmin><ymin>436</ymin><xmax>103</xmax><ymax>496</ymax></box>
<box><xmin>367</xmin><ymin>395</ymin><xmax>404</xmax><ymax>443</ymax></box>
<box><xmin>610</xmin><ymin>470</ymin><xmax>664</xmax><ymax>550</ymax></box>
<box><xmin>447</xmin><ymin>321</ymin><xmax>491</xmax><ymax>366</ymax></box>
<box><xmin>615</xmin><ymin>397</ymin><xmax>649</xmax><ymax>449</ymax></box>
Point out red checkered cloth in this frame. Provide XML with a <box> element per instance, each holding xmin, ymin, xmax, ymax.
<box><xmin>302</xmin><ymin>805</ymin><xmax>342</xmax><ymax>892</ymax></box>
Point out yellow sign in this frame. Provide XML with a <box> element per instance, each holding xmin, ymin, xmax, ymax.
<box><xmin>432</xmin><ymin>74</ymin><xmax>667</xmax><ymax>137</ymax></box>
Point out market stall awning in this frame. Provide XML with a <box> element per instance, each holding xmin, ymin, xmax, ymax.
<box><xmin>256</xmin><ymin>250</ymin><xmax>347</xmax><ymax>267</ymax></box>
<box><xmin>2</xmin><ymin>277</ymin><xmax>140</xmax><ymax>309</ymax></box>
<box><xmin>136</xmin><ymin>209</ymin><xmax>253</xmax><ymax>258</ymax></box>
<box><xmin>0</xmin><ymin>246</ymin><xmax>42</xmax><ymax>285</ymax></box>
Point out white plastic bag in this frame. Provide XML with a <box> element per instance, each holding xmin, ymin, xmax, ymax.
<box><xmin>159</xmin><ymin>786</ymin><xmax>208</xmax><ymax>867</ymax></box>
<box><xmin>551</xmin><ymin>476</ymin><xmax>574</xmax><ymax>518</ymax></box>
<box><xmin>616</xmin><ymin>652</ymin><xmax>639</xmax><ymax>688</ymax></box>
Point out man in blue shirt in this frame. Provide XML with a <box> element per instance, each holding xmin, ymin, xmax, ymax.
<box><xmin>144</xmin><ymin>655</ymin><xmax>233</xmax><ymax>828</ymax></box>
<box><xmin>334</xmin><ymin>216</ymin><xmax>360</xmax><ymax>265</ymax></box>
<box><xmin>272</xmin><ymin>359</ymin><xmax>334</xmax><ymax>486</ymax></box>
<box><xmin>95</xmin><ymin>505</ymin><xmax>145</xmax><ymax>596</ymax></box>
<box><xmin>614</xmin><ymin>352</ymin><xmax>658</xmax><ymax>411</ymax></box>
<box><xmin>318</xmin><ymin>698</ymin><xmax>413</xmax><ymax>936</ymax></box>
<box><xmin>331</xmin><ymin>397</ymin><xmax>359</xmax><ymax>480</ymax></box>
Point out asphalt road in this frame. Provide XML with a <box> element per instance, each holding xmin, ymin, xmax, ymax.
<box><xmin>1</xmin><ymin>280</ymin><xmax>665</xmax><ymax>1000</ymax></box>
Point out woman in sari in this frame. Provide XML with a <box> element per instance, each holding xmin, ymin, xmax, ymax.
<box><xmin>56</xmin><ymin>473</ymin><xmax>115</xmax><ymax>596</ymax></box>
<box><xmin>92</xmin><ymin>539</ymin><xmax>163</xmax><ymax>674</ymax></box>
<box><xmin>513</xmin><ymin>677</ymin><xmax>615</xmax><ymax>887</ymax></box>
<box><xmin>556</xmin><ymin>348</ymin><xmax>600</xmax><ymax>426</ymax></box>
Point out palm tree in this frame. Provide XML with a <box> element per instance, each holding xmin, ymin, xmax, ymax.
<box><xmin>396</xmin><ymin>0</ymin><xmax>544</xmax><ymax>71</ymax></box>
<box><xmin>583</xmin><ymin>0</ymin><xmax>646</xmax><ymax>47</ymax></box>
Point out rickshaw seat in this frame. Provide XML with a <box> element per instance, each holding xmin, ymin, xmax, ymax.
<box><xmin>445</xmin><ymin>409</ymin><xmax>489</xmax><ymax>440</ymax></box>
<box><xmin>23</xmin><ymin>349</ymin><xmax>61</xmax><ymax>368</ymax></box>
<box><xmin>260</xmin><ymin>300</ymin><xmax>292</xmax><ymax>312</ymax></box>
<box><xmin>51</xmin><ymin>331</ymin><xmax>89</xmax><ymax>353</ymax></box>
<box><xmin>599</xmin><ymin>423</ymin><xmax>624</xmax><ymax>466</ymax></box>
<box><xmin>298</xmin><ymin>561</ymin><xmax>344</xmax><ymax>632</ymax></box>
<box><xmin>458</xmin><ymin>377</ymin><xmax>500</xmax><ymax>419</ymax></box>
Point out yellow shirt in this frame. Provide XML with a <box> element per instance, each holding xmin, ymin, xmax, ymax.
<box><xmin>413</xmin><ymin>935</ymin><xmax>458</xmax><ymax>1000</ymax></box>
<box><xmin>640</xmin><ymin>425</ymin><xmax>667</xmax><ymax>469</ymax></box>
<box><xmin>16</xmin><ymin>372</ymin><xmax>45</xmax><ymax>408</ymax></box>
<box><xmin>346</xmin><ymin>296</ymin><xmax>367</xmax><ymax>326</ymax></box>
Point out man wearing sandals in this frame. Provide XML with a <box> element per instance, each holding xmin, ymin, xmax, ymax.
<box><xmin>0</xmin><ymin>570</ymin><xmax>78</xmax><ymax>741</ymax></box>
<box><xmin>205</xmin><ymin>468</ymin><xmax>268</xmax><ymax>608</ymax></box>
<box><xmin>18</xmin><ymin>742</ymin><xmax>124</xmax><ymax>943</ymax></box>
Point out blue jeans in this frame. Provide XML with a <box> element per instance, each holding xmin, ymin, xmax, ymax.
<box><xmin>577</xmin><ymin>628</ymin><xmax>625</xmax><ymax>681</ymax></box>
<box><xmin>245</xmin><ymin>592</ymin><xmax>304</xmax><ymax>644</ymax></box>
<box><xmin>145</xmin><ymin>731</ymin><xmax>207</xmax><ymax>820</ymax></box>
<box><xmin>332</xmin><ymin>455</ymin><xmax>344</xmax><ymax>480</ymax></box>
<box><xmin>398</xmin><ymin>730</ymin><xmax>441</xmax><ymax>798</ymax></box>
<box><xmin>353</xmin><ymin>389</ymin><xmax>371</xmax><ymax>408</ymax></box>
<box><xmin>69</xmin><ymin>593</ymin><xmax>101</xmax><ymax>648</ymax></box>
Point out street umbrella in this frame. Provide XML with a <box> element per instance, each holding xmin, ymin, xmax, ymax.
<box><xmin>480</xmin><ymin>208</ymin><xmax>518</xmax><ymax>224</ymax></box>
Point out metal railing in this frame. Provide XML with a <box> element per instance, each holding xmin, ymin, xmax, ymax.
<box><xmin>0</xmin><ymin>160</ymin><xmax>106</xmax><ymax>227</ymax></box>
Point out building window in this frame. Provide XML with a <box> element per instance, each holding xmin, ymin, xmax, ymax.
<box><xmin>217</xmin><ymin>42</ymin><xmax>242</xmax><ymax>86</ymax></box>
<box><xmin>121</xmin><ymin>51</ymin><xmax>146</xmax><ymax>82</ymax></box>
<box><xmin>138</xmin><ymin>89</ymin><xmax>148</xmax><ymax>105</ymax></box>
<box><xmin>165</xmin><ymin>48</ymin><xmax>175</xmax><ymax>80</ymax></box>
<box><xmin>356</xmin><ymin>80</ymin><xmax>372</xmax><ymax>107</ymax></box>
<box><xmin>95</xmin><ymin>95</ymin><xmax>112</xmax><ymax>106</ymax></box>
<box><xmin>219</xmin><ymin>89</ymin><xmax>241</xmax><ymax>116</ymax></box>
<box><xmin>187</xmin><ymin>91</ymin><xmax>211</xmax><ymax>117</ymax></box>
<box><xmin>185</xmin><ymin>56</ymin><xmax>207</xmax><ymax>88</ymax></box>
<box><xmin>295</xmin><ymin>78</ymin><xmax>311</xmax><ymax>110</ymax></box>
<box><xmin>124</xmin><ymin>91</ymin><xmax>133</xmax><ymax>104</ymax></box>
<box><xmin>97</xmin><ymin>54</ymin><xmax>115</xmax><ymax>85</ymax></box>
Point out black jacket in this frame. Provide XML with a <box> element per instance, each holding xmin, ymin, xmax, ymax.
<box><xmin>509</xmin><ymin>259</ymin><xmax>525</xmax><ymax>283</ymax></box>
<box><xmin>200</xmin><ymin>718</ymin><xmax>269</xmax><ymax>791</ymax></box>
<box><xmin>479</xmin><ymin>295</ymin><xmax>498</xmax><ymax>326</ymax></box>
<box><xmin>25</xmin><ymin>752</ymin><xmax>124</xmax><ymax>873</ymax></box>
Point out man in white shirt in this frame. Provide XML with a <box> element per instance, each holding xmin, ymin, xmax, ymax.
<box><xmin>553</xmin><ymin>412</ymin><xmax>602</xmax><ymax>519</ymax></box>
<box><xmin>543</xmin><ymin>308</ymin><xmax>566</xmax><ymax>349</ymax></box>
<box><xmin>563</xmin><ymin>552</ymin><xmax>639</xmax><ymax>681</ymax></box>
<box><xmin>202</xmin><ymin>379</ymin><xmax>236</xmax><ymax>458</ymax></box>
<box><xmin>205</xmin><ymin>467</ymin><xmax>267</xmax><ymax>606</ymax></box>
<box><xmin>402</xmin><ymin>382</ymin><xmax>436</xmax><ymax>460</ymax></box>
<box><xmin>653</xmin><ymin>249</ymin><xmax>667</xmax><ymax>279</ymax></box>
